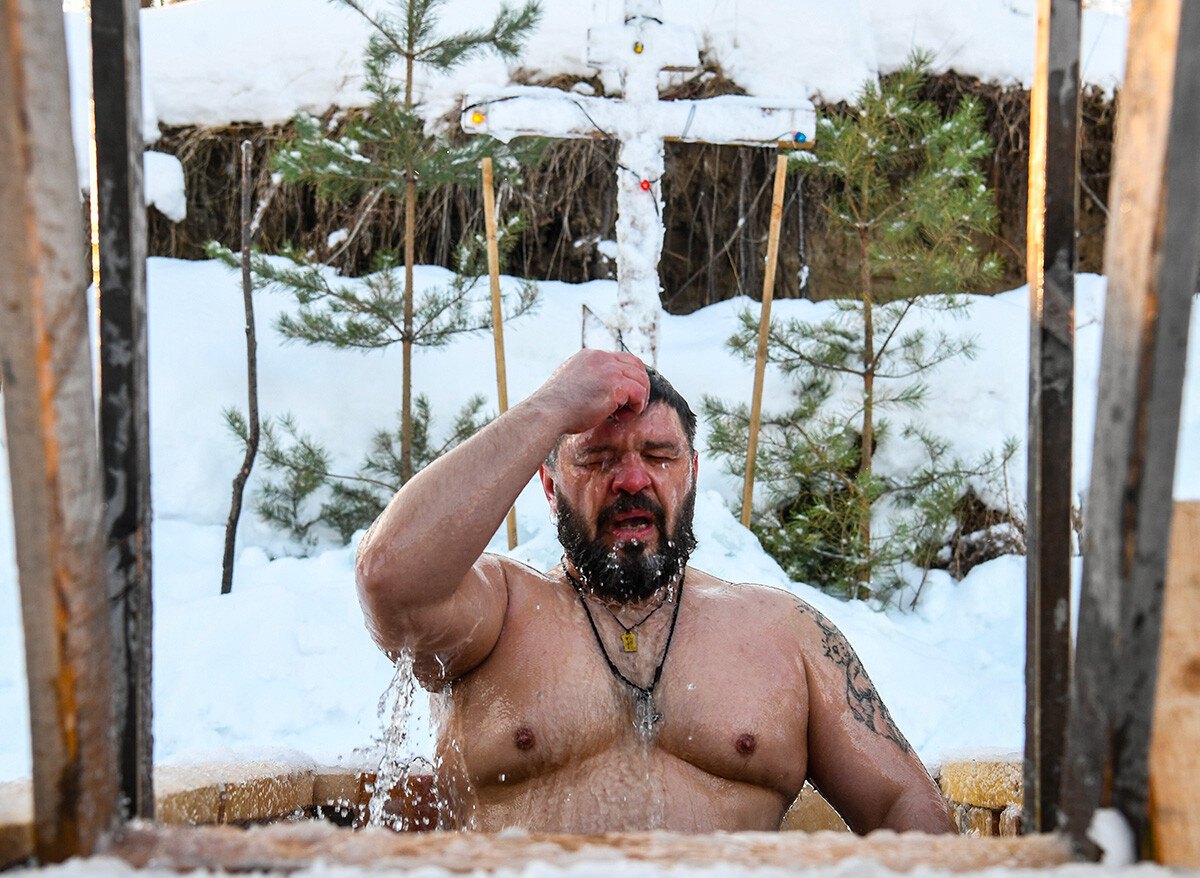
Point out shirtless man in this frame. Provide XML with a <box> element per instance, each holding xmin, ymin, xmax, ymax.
<box><xmin>355</xmin><ymin>349</ymin><xmax>953</xmax><ymax>834</ymax></box>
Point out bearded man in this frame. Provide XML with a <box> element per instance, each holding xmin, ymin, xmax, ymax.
<box><xmin>355</xmin><ymin>349</ymin><xmax>953</xmax><ymax>834</ymax></box>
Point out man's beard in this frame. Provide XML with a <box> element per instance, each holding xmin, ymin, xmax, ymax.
<box><xmin>556</xmin><ymin>486</ymin><xmax>697</xmax><ymax>602</ymax></box>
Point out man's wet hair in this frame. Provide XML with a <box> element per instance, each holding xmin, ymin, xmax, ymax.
<box><xmin>546</xmin><ymin>364</ymin><xmax>696</xmax><ymax>468</ymax></box>
<box><xmin>646</xmin><ymin>366</ymin><xmax>697</xmax><ymax>450</ymax></box>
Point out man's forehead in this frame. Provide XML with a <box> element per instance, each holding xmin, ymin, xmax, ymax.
<box><xmin>568</xmin><ymin>401</ymin><xmax>688</xmax><ymax>451</ymax></box>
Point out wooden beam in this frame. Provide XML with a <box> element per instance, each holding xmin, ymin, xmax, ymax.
<box><xmin>0</xmin><ymin>0</ymin><xmax>118</xmax><ymax>861</ymax></box>
<box><xmin>1149</xmin><ymin>502</ymin><xmax>1200</xmax><ymax>866</ymax></box>
<box><xmin>107</xmin><ymin>822</ymin><xmax>1074</xmax><ymax>873</ymax></box>
<box><xmin>91</xmin><ymin>0</ymin><xmax>155</xmax><ymax>821</ymax></box>
<box><xmin>1061</xmin><ymin>0</ymin><xmax>1200</xmax><ymax>857</ymax></box>
<box><xmin>1024</xmin><ymin>0</ymin><xmax>1079</xmax><ymax>836</ymax></box>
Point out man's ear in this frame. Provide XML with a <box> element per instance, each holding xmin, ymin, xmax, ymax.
<box><xmin>539</xmin><ymin>463</ymin><xmax>558</xmax><ymax>513</ymax></box>
<box><xmin>692</xmin><ymin>450</ymin><xmax>699</xmax><ymax>483</ymax></box>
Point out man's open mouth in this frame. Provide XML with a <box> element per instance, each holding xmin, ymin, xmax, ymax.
<box><xmin>609</xmin><ymin>511</ymin><xmax>656</xmax><ymax>539</ymax></box>
<box><xmin>597</xmin><ymin>496</ymin><xmax>666</xmax><ymax>545</ymax></box>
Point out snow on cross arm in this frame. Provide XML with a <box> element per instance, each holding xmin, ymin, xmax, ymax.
<box><xmin>462</xmin><ymin>0</ymin><xmax>815</xmax><ymax>363</ymax></box>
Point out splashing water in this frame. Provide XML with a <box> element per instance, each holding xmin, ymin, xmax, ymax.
<box><xmin>369</xmin><ymin>654</ymin><xmax>446</xmax><ymax>831</ymax></box>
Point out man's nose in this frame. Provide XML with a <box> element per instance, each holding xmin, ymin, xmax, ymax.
<box><xmin>610</xmin><ymin>453</ymin><xmax>651</xmax><ymax>495</ymax></box>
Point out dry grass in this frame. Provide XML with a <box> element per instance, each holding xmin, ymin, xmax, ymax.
<box><xmin>145</xmin><ymin>73</ymin><xmax>1117</xmax><ymax>312</ymax></box>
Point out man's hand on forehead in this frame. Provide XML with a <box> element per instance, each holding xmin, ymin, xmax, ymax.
<box><xmin>541</xmin><ymin>349</ymin><xmax>651</xmax><ymax>436</ymax></box>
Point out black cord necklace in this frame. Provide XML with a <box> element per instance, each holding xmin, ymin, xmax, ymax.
<box><xmin>588</xmin><ymin>584</ymin><xmax>669</xmax><ymax>653</ymax></box>
<box><xmin>565</xmin><ymin>567</ymin><xmax>684</xmax><ymax>741</ymax></box>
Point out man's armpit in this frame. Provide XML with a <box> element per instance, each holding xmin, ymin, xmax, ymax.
<box><xmin>794</xmin><ymin>600</ymin><xmax>912</xmax><ymax>756</ymax></box>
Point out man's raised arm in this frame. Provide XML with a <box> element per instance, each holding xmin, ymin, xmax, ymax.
<box><xmin>355</xmin><ymin>349</ymin><xmax>651</xmax><ymax>680</ymax></box>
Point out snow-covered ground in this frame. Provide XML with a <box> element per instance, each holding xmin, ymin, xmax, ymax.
<box><xmin>5</xmin><ymin>263</ymin><xmax>1199</xmax><ymax>782</ymax></box>
<box><xmin>8</xmin><ymin>1</ymin><xmax>1200</xmax><ymax>874</ymax></box>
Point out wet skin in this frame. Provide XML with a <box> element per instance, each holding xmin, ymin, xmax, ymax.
<box><xmin>356</xmin><ymin>350</ymin><xmax>953</xmax><ymax>835</ymax></box>
<box><xmin>437</xmin><ymin>564</ymin><xmax>811</xmax><ymax>832</ymax></box>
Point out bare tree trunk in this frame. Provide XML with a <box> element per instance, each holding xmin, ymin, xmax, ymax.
<box><xmin>222</xmin><ymin>141</ymin><xmax>262</xmax><ymax>595</ymax></box>
<box><xmin>401</xmin><ymin>54</ymin><xmax>416</xmax><ymax>483</ymax></box>
<box><xmin>859</xmin><ymin>228</ymin><xmax>875</xmax><ymax>597</ymax></box>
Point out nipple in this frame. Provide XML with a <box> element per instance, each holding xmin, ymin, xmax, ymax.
<box><xmin>514</xmin><ymin>727</ymin><xmax>536</xmax><ymax>751</ymax></box>
<box><xmin>735</xmin><ymin>733</ymin><xmax>757</xmax><ymax>756</ymax></box>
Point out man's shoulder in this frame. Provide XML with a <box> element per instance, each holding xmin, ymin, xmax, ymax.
<box><xmin>477</xmin><ymin>552</ymin><xmax>560</xmax><ymax>589</ymax></box>
<box><xmin>683</xmin><ymin>567</ymin><xmax>812</xmax><ymax>615</ymax></box>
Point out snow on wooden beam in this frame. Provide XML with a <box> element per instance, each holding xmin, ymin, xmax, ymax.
<box><xmin>0</xmin><ymin>0</ymin><xmax>118</xmax><ymax>862</ymax></box>
<box><xmin>1061</xmin><ymin>0</ymin><xmax>1200</xmax><ymax>858</ymax></box>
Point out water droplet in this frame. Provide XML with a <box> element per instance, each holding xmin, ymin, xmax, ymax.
<box><xmin>499</xmin><ymin>773</ymin><xmax>507</xmax><ymax>782</ymax></box>
<box><xmin>535</xmin><ymin>602</ymin><xmax>540</xmax><ymax>610</ymax></box>
<box><xmin>687</xmin><ymin>682</ymin><xmax>696</xmax><ymax>690</ymax></box>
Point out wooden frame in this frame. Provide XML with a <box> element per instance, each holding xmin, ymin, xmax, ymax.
<box><xmin>5</xmin><ymin>0</ymin><xmax>1200</xmax><ymax>868</ymax></box>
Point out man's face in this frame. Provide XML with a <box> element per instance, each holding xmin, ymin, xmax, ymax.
<box><xmin>541</xmin><ymin>402</ymin><xmax>698</xmax><ymax>602</ymax></box>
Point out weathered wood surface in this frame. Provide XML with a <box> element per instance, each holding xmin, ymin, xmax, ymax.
<box><xmin>92</xmin><ymin>0</ymin><xmax>155</xmax><ymax>821</ymax></box>
<box><xmin>1149</xmin><ymin>502</ymin><xmax>1200</xmax><ymax>866</ymax></box>
<box><xmin>107</xmin><ymin>822</ymin><xmax>1073</xmax><ymax>874</ymax></box>
<box><xmin>1024</xmin><ymin>0</ymin><xmax>1078</xmax><ymax>836</ymax></box>
<box><xmin>0</xmin><ymin>0</ymin><xmax>117</xmax><ymax>861</ymax></box>
<box><xmin>1061</xmin><ymin>0</ymin><xmax>1200</xmax><ymax>857</ymax></box>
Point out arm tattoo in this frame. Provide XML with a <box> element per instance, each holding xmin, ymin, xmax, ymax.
<box><xmin>796</xmin><ymin>601</ymin><xmax>912</xmax><ymax>755</ymax></box>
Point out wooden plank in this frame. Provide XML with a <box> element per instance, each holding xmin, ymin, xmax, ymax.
<box><xmin>1060</xmin><ymin>0</ymin><xmax>1200</xmax><ymax>858</ymax></box>
<box><xmin>91</xmin><ymin>0</ymin><xmax>155</xmax><ymax>821</ymax></box>
<box><xmin>1023</xmin><ymin>0</ymin><xmax>1079</xmax><ymax>835</ymax></box>
<box><xmin>110</xmin><ymin>822</ymin><xmax>1074</xmax><ymax>873</ymax></box>
<box><xmin>0</xmin><ymin>0</ymin><xmax>117</xmax><ymax>861</ymax></box>
<box><xmin>1149</xmin><ymin>502</ymin><xmax>1200</xmax><ymax>866</ymax></box>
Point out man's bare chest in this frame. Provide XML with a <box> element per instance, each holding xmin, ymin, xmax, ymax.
<box><xmin>443</xmin><ymin>596</ymin><xmax>810</xmax><ymax>800</ymax></box>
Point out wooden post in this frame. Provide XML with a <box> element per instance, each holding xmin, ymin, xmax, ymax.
<box><xmin>1061</xmin><ymin>0</ymin><xmax>1200</xmax><ymax>857</ymax></box>
<box><xmin>92</xmin><ymin>0</ymin><xmax>155</xmax><ymax>819</ymax></box>
<box><xmin>741</xmin><ymin>153</ymin><xmax>789</xmax><ymax>528</ymax></box>
<box><xmin>1024</xmin><ymin>0</ymin><xmax>1078</xmax><ymax>836</ymax></box>
<box><xmin>0</xmin><ymin>0</ymin><xmax>118</xmax><ymax>860</ymax></box>
<box><xmin>481</xmin><ymin>157</ymin><xmax>518</xmax><ymax>549</ymax></box>
<box><xmin>1149</xmin><ymin>502</ymin><xmax>1200</xmax><ymax>866</ymax></box>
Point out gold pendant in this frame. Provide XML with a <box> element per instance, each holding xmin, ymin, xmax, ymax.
<box><xmin>621</xmin><ymin>631</ymin><xmax>638</xmax><ymax>652</ymax></box>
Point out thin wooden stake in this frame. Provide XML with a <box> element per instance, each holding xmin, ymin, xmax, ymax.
<box><xmin>741</xmin><ymin>153</ymin><xmax>789</xmax><ymax>528</ymax></box>
<box><xmin>482</xmin><ymin>157</ymin><xmax>518</xmax><ymax>549</ymax></box>
<box><xmin>0</xmin><ymin>0</ymin><xmax>117</xmax><ymax>858</ymax></box>
<box><xmin>1061</xmin><ymin>0</ymin><xmax>1200</xmax><ymax>857</ymax></box>
<box><xmin>1024</xmin><ymin>0</ymin><xmax>1078</xmax><ymax>836</ymax></box>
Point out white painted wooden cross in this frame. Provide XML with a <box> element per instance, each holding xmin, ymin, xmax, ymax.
<box><xmin>462</xmin><ymin>0</ymin><xmax>815</xmax><ymax>362</ymax></box>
